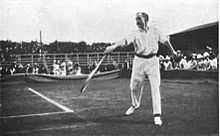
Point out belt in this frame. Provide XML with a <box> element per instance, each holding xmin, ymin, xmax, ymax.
<box><xmin>135</xmin><ymin>53</ymin><xmax>157</xmax><ymax>59</ymax></box>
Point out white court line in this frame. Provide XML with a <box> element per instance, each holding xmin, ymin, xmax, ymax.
<box><xmin>0</xmin><ymin>111</ymin><xmax>70</xmax><ymax>119</ymax></box>
<box><xmin>27</xmin><ymin>87</ymin><xmax>74</xmax><ymax>113</ymax></box>
<box><xmin>5</xmin><ymin>123</ymin><xmax>97</xmax><ymax>135</ymax></box>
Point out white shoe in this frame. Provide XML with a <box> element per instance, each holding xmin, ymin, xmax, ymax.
<box><xmin>154</xmin><ymin>116</ymin><xmax>163</xmax><ymax>126</ymax></box>
<box><xmin>125</xmin><ymin>106</ymin><xmax>138</xmax><ymax>115</ymax></box>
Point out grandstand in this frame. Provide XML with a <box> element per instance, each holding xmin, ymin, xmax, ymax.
<box><xmin>169</xmin><ymin>21</ymin><xmax>218</xmax><ymax>54</ymax></box>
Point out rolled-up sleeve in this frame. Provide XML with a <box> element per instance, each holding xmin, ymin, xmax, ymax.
<box><xmin>114</xmin><ymin>31</ymin><xmax>135</xmax><ymax>47</ymax></box>
<box><xmin>157</xmin><ymin>29</ymin><xmax>168</xmax><ymax>44</ymax></box>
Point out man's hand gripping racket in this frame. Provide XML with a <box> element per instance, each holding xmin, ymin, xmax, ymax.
<box><xmin>80</xmin><ymin>44</ymin><xmax>117</xmax><ymax>93</ymax></box>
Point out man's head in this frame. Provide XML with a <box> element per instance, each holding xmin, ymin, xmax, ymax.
<box><xmin>136</xmin><ymin>12</ymin><xmax>149</xmax><ymax>30</ymax></box>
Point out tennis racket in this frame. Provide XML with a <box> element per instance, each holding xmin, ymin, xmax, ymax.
<box><xmin>80</xmin><ymin>55</ymin><xmax>106</xmax><ymax>93</ymax></box>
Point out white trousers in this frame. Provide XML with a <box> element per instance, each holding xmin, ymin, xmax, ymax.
<box><xmin>130</xmin><ymin>56</ymin><xmax>161</xmax><ymax>115</ymax></box>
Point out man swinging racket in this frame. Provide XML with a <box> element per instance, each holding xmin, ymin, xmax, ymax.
<box><xmin>104</xmin><ymin>12</ymin><xmax>177</xmax><ymax>126</ymax></box>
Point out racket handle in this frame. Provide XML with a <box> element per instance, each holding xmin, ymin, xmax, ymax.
<box><xmin>80</xmin><ymin>55</ymin><xmax>106</xmax><ymax>93</ymax></box>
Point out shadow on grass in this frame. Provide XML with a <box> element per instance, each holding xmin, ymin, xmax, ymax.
<box><xmin>83</xmin><ymin>114</ymin><xmax>153</xmax><ymax>125</ymax></box>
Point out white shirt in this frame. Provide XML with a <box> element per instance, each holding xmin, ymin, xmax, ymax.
<box><xmin>179</xmin><ymin>58</ymin><xmax>188</xmax><ymax>69</ymax></box>
<box><xmin>76</xmin><ymin>67</ymin><xmax>82</xmax><ymax>75</ymax></box>
<box><xmin>115</xmin><ymin>27</ymin><xmax>168</xmax><ymax>55</ymax></box>
<box><xmin>53</xmin><ymin>63</ymin><xmax>59</xmax><ymax>70</ymax></box>
<box><xmin>164</xmin><ymin>61</ymin><xmax>173</xmax><ymax>70</ymax></box>
<box><xmin>210</xmin><ymin>58</ymin><xmax>217</xmax><ymax>69</ymax></box>
<box><xmin>60</xmin><ymin>62</ymin><xmax>66</xmax><ymax>72</ymax></box>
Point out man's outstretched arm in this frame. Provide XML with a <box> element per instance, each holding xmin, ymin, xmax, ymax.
<box><xmin>164</xmin><ymin>38</ymin><xmax>177</xmax><ymax>56</ymax></box>
<box><xmin>104</xmin><ymin>39</ymin><xmax>129</xmax><ymax>54</ymax></box>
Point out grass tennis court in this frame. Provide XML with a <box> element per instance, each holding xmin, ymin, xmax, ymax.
<box><xmin>1</xmin><ymin>78</ymin><xmax>218</xmax><ymax>136</ymax></box>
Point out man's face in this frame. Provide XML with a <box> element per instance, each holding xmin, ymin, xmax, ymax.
<box><xmin>136</xmin><ymin>16</ymin><xmax>145</xmax><ymax>30</ymax></box>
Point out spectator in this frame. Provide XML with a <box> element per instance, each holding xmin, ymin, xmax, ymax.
<box><xmin>123</xmin><ymin>59</ymin><xmax>130</xmax><ymax>70</ymax></box>
<box><xmin>112</xmin><ymin>60</ymin><xmax>118</xmax><ymax>70</ymax></box>
<box><xmin>24</xmin><ymin>64</ymin><xmax>32</xmax><ymax>73</ymax></box>
<box><xmin>38</xmin><ymin>64</ymin><xmax>47</xmax><ymax>74</ymax></box>
<box><xmin>179</xmin><ymin>56</ymin><xmax>188</xmax><ymax>69</ymax></box>
<box><xmin>163</xmin><ymin>57</ymin><xmax>173</xmax><ymax>71</ymax></box>
<box><xmin>188</xmin><ymin>55</ymin><xmax>197</xmax><ymax>70</ymax></box>
<box><xmin>9</xmin><ymin>62</ymin><xmax>16</xmax><ymax>75</ymax></box>
<box><xmin>66</xmin><ymin>59</ymin><xmax>74</xmax><ymax>75</ymax></box>
<box><xmin>53</xmin><ymin>60</ymin><xmax>60</xmax><ymax>75</ymax></box>
<box><xmin>172</xmin><ymin>50</ymin><xmax>183</xmax><ymax>69</ymax></box>
<box><xmin>210</xmin><ymin>56</ymin><xmax>217</xmax><ymax>70</ymax></box>
<box><xmin>87</xmin><ymin>61</ymin><xmax>94</xmax><ymax>73</ymax></box>
<box><xmin>159</xmin><ymin>55</ymin><xmax>164</xmax><ymax>60</ymax></box>
<box><xmin>75</xmin><ymin>63</ymin><xmax>82</xmax><ymax>75</ymax></box>
<box><xmin>196</xmin><ymin>54</ymin><xmax>205</xmax><ymax>71</ymax></box>
<box><xmin>60</xmin><ymin>59</ymin><xmax>66</xmax><ymax>76</ymax></box>
<box><xmin>203</xmin><ymin>54</ymin><xmax>211</xmax><ymax>71</ymax></box>
<box><xmin>160</xmin><ymin>60</ymin><xmax>165</xmax><ymax>71</ymax></box>
<box><xmin>17</xmin><ymin>63</ymin><xmax>24</xmax><ymax>73</ymax></box>
<box><xmin>32</xmin><ymin>63</ymin><xmax>39</xmax><ymax>74</ymax></box>
<box><xmin>92</xmin><ymin>60</ymin><xmax>98</xmax><ymax>71</ymax></box>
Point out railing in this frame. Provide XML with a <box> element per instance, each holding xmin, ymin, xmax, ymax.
<box><xmin>12</xmin><ymin>52</ymin><xmax>135</xmax><ymax>67</ymax></box>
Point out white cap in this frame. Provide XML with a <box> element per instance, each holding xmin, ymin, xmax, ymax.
<box><xmin>165</xmin><ymin>56</ymin><xmax>170</xmax><ymax>60</ymax></box>
<box><xmin>197</xmin><ymin>54</ymin><xmax>203</xmax><ymax>59</ymax></box>
<box><xmin>159</xmin><ymin>55</ymin><xmax>164</xmax><ymax>59</ymax></box>
<box><xmin>203</xmin><ymin>52</ymin><xmax>209</xmax><ymax>57</ymax></box>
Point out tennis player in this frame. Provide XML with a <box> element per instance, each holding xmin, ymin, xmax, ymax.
<box><xmin>104</xmin><ymin>12</ymin><xmax>177</xmax><ymax>126</ymax></box>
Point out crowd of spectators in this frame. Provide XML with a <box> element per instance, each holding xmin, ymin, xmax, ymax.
<box><xmin>159</xmin><ymin>50</ymin><xmax>218</xmax><ymax>71</ymax></box>
<box><xmin>0</xmin><ymin>40</ymin><xmax>218</xmax><ymax>76</ymax></box>
<box><xmin>0</xmin><ymin>62</ymin><xmax>48</xmax><ymax>76</ymax></box>
<box><xmin>0</xmin><ymin>58</ymin><xmax>119</xmax><ymax>76</ymax></box>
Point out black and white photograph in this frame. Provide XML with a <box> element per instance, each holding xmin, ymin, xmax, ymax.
<box><xmin>0</xmin><ymin>0</ymin><xmax>219</xmax><ymax>135</ymax></box>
